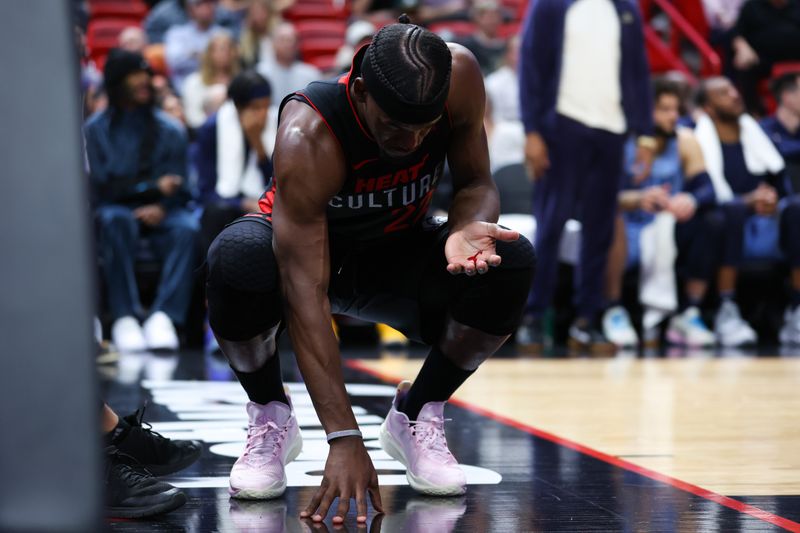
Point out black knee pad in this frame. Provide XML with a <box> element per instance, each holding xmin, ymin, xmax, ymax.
<box><xmin>207</xmin><ymin>218</ymin><xmax>282</xmax><ymax>341</ymax></box>
<box><xmin>495</xmin><ymin>234</ymin><xmax>537</xmax><ymax>271</ymax></box>
<box><xmin>208</xmin><ymin>217</ymin><xmax>278</xmax><ymax>293</ymax></box>
<box><xmin>448</xmin><ymin>236</ymin><xmax>536</xmax><ymax>336</ymax></box>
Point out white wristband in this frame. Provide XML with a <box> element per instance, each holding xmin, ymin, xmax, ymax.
<box><xmin>326</xmin><ymin>429</ymin><xmax>362</xmax><ymax>442</ymax></box>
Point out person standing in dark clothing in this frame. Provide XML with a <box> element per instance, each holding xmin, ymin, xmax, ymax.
<box><xmin>517</xmin><ymin>0</ymin><xmax>655</xmax><ymax>353</ymax></box>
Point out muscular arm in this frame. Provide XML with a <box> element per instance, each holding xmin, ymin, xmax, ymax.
<box><xmin>445</xmin><ymin>44</ymin><xmax>500</xmax><ymax>229</ymax></box>
<box><xmin>271</xmin><ymin>102</ymin><xmax>356</xmax><ymax>433</ymax></box>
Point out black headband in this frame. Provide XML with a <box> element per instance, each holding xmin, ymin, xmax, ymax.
<box><xmin>360</xmin><ymin>44</ymin><xmax>450</xmax><ymax>125</ymax></box>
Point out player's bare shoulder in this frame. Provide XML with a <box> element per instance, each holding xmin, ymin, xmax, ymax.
<box><xmin>274</xmin><ymin>99</ymin><xmax>346</xmax><ymax>197</ymax></box>
<box><xmin>276</xmin><ymin>100</ymin><xmax>340</xmax><ymax>159</ymax></box>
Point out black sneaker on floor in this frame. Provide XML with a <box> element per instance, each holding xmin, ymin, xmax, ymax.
<box><xmin>568</xmin><ymin>319</ymin><xmax>617</xmax><ymax>355</ymax></box>
<box><xmin>105</xmin><ymin>446</ymin><xmax>187</xmax><ymax>518</ymax></box>
<box><xmin>111</xmin><ymin>405</ymin><xmax>203</xmax><ymax>476</ymax></box>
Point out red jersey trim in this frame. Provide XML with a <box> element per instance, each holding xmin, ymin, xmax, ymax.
<box><xmin>292</xmin><ymin>91</ymin><xmax>343</xmax><ymax>153</ymax></box>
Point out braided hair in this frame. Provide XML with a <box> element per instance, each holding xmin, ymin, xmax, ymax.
<box><xmin>360</xmin><ymin>15</ymin><xmax>452</xmax><ymax>123</ymax></box>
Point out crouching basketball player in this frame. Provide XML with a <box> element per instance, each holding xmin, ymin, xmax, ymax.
<box><xmin>205</xmin><ymin>18</ymin><xmax>536</xmax><ymax>524</ymax></box>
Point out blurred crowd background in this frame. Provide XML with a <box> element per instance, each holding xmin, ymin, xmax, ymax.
<box><xmin>75</xmin><ymin>0</ymin><xmax>800</xmax><ymax>356</ymax></box>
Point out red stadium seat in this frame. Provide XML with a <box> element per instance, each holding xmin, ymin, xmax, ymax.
<box><xmin>308</xmin><ymin>53</ymin><xmax>338</xmax><ymax>72</ymax></box>
<box><xmin>87</xmin><ymin>18</ymin><xmax>140</xmax><ymax>63</ymax></box>
<box><xmin>295</xmin><ymin>19</ymin><xmax>347</xmax><ymax>40</ymax></box>
<box><xmin>283</xmin><ymin>3</ymin><xmax>350</xmax><ymax>21</ymax></box>
<box><xmin>89</xmin><ymin>0</ymin><xmax>148</xmax><ymax>20</ymax></box>
<box><xmin>772</xmin><ymin>62</ymin><xmax>800</xmax><ymax>79</ymax></box>
<box><xmin>498</xmin><ymin>22</ymin><xmax>520</xmax><ymax>39</ymax></box>
<box><xmin>299</xmin><ymin>37</ymin><xmax>344</xmax><ymax>63</ymax></box>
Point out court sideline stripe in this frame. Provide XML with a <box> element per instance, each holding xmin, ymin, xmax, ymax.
<box><xmin>346</xmin><ymin>359</ymin><xmax>800</xmax><ymax>533</ymax></box>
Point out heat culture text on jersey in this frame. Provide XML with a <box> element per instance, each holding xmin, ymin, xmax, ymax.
<box><xmin>328</xmin><ymin>154</ymin><xmax>440</xmax><ymax>216</ymax></box>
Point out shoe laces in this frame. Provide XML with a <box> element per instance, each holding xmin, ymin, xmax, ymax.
<box><xmin>105</xmin><ymin>446</ymin><xmax>154</xmax><ymax>486</ymax></box>
<box><xmin>125</xmin><ymin>402</ymin><xmax>171</xmax><ymax>446</ymax></box>
<box><xmin>409</xmin><ymin>417</ymin><xmax>453</xmax><ymax>461</ymax></box>
<box><xmin>243</xmin><ymin>420</ymin><xmax>287</xmax><ymax>465</ymax></box>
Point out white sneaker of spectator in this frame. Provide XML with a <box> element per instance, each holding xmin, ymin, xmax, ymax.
<box><xmin>714</xmin><ymin>300</ymin><xmax>758</xmax><ymax>347</ymax></box>
<box><xmin>111</xmin><ymin>316</ymin><xmax>148</xmax><ymax>353</ymax></box>
<box><xmin>779</xmin><ymin>306</ymin><xmax>800</xmax><ymax>346</ymax></box>
<box><xmin>666</xmin><ymin>307</ymin><xmax>716</xmax><ymax>347</ymax></box>
<box><xmin>602</xmin><ymin>306</ymin><xmax>639</xmax><ymax>348</ymax></box>
<box><xmin>143</xmin><ymin>311</ymin><xmax>179</xmax><ymax>351</ymax></box>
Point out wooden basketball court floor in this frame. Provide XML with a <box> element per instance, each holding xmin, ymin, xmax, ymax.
<box><xmin>101</xmin><ymin>344</ymin><xmax>800</xmax><ymax>532</ymax></box>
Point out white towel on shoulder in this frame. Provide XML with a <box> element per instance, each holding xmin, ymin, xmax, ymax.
<box><xmin>215</xmin><ymin>101</ymin><xmax>276</xmax><ymax>200</ymax></box>
<box><xmin>639</xmin><ymin>212</ymin><xmax>678</xmax><ymax>314</ymax></box>
<box><xmin>694</xmin><ymin>113</ymin><xmax>784</xmax><ymax>202</ymax></box>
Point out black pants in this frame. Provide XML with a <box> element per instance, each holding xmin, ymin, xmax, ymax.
<box><xmin>206</xmin><ymin>214</ymin><xmax>536</xmax><ymax>344</ymax></box>
<box><xmin>674</xmin><ymin>209</ymin><xmax>726</xmax><ymax>281</ymax></box>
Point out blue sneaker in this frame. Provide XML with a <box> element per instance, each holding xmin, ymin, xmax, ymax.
<box><xmin>602</xmin><ymin>306</ymin><xmax>638</xmax><ymax>348</ymax></box>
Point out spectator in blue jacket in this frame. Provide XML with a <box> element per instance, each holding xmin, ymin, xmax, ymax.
<box><xmin>195</xmin><ymin>71</ymin><xmax>274</xmax><ymax>253</ymax></box>
<box><xmin>516</xmin><ymin>0</ymin><xmax>655</xmax><ymax>353</ymax></box>
<box><xmin>85</xmin><ymin>49</ymin><xmax>199</xmax><ymax>353</ymax></box>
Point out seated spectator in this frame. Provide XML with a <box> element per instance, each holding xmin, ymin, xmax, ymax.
<box><xmin>119</xmin><ymin>27</ymin><xmax>148</xmax><ymax>54</ymax></box>
<box><xmin>603</xmin><ymin>79</ymin><xmax>720</xmax><ymax>348</ymax></box>
<box><xmin>334</xmin><ymin>20</ymin><xmax>376</xmax><ymax>73</ymax></box>
<box><xmin>165</xmin><ymin>0</ymin><xmax>223</xmax><ymax>93</ymax></box>
<box><xmin>194</xmin><ymin>71</ymin><xmax>276</xmax><ymax>253</ymax></box>
<box><xmin>732</xmin><ymin>0</ymin><xmax>800</xmax><ymax>115</ymax></box>
<box><xmin>239</xmin><ymin>0</ymin><xmax>281</xmax><ymax>70</ymax></box>
<box><xmin>762</xmin><ymin>72</ymin><xmax>800</xmax><ymax>183</ymax></box>
<box><xmin>485</xmin><ymin>35</ymin><xmax>520</xmax><ymax>123</ymax></box>
<box><xmin>145</xmin><ymin>0</ymin><xmax>244</xmax><ymax>44</ymax></box>
<box><xmin>694</xmin><ymin>77</ymin><xmax>800</xmax><ymax>346</ymax></box>
<box><xmin>761</xmin><ymin>72</ymin><xmax>800</xmax><ymax>344</ymax></box>
<box><xmin>85</xmin><ymin>49</ymin><xmax>200</xmax><ymax>352</ymax></box>
<box><xmin>256</xmin><ymin>22</ymin><xmax>321</xmax><ymax>104</ymax></box>
<box><xmin>458</xmin><ymin>0</ymin><xmax>507</xmax><ymax>75</ymax></box>
<box><xmin>182</xmin><ymin>30</ymin><xmax>240</xmax><ymax>128</ymax></box>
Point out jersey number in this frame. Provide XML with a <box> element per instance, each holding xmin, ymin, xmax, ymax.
<box><xmin>384</xmin><ymin>191</ymin><xmax>434</xmax><ymax>234</ymax></box>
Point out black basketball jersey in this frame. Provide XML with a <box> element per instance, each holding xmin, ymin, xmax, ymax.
<box><xmin>259</xmin><ymin>45</ymin><xmax>452</xmax><ymax>243</ymax></box>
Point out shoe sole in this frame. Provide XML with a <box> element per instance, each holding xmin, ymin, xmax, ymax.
<box><xmin>379</xmin><ymin>421</ymin><xmax>466</xmax><ymax>497</ymax></box>
<box><xmin>229</xmin><ymin>432</ymin><xmax>303</xmax><ymax>500</ymax></box>
<box><xmin>107</xmin><ymin>490</ymin><xmax>187</xmax><ymax>518</ymax></box>
<box><xmin>665</xmin><ymin>330</ymin><xmax>715</xmax><ymax>348</ymax></box>
<box><xmin>716</xmin><ymin>333</ymin><xmax>757</xmax><ymax>348</ymax></box>
<box><xmin>143</xmin><ymin>442</ymin><xmax>203</xmax><ymax>477</ymax></box>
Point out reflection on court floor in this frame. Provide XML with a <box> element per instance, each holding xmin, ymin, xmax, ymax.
<box><xmin>102</xmin><ymin>349</ymin><xmax>800</xmax><ymax>532</ymax></box>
